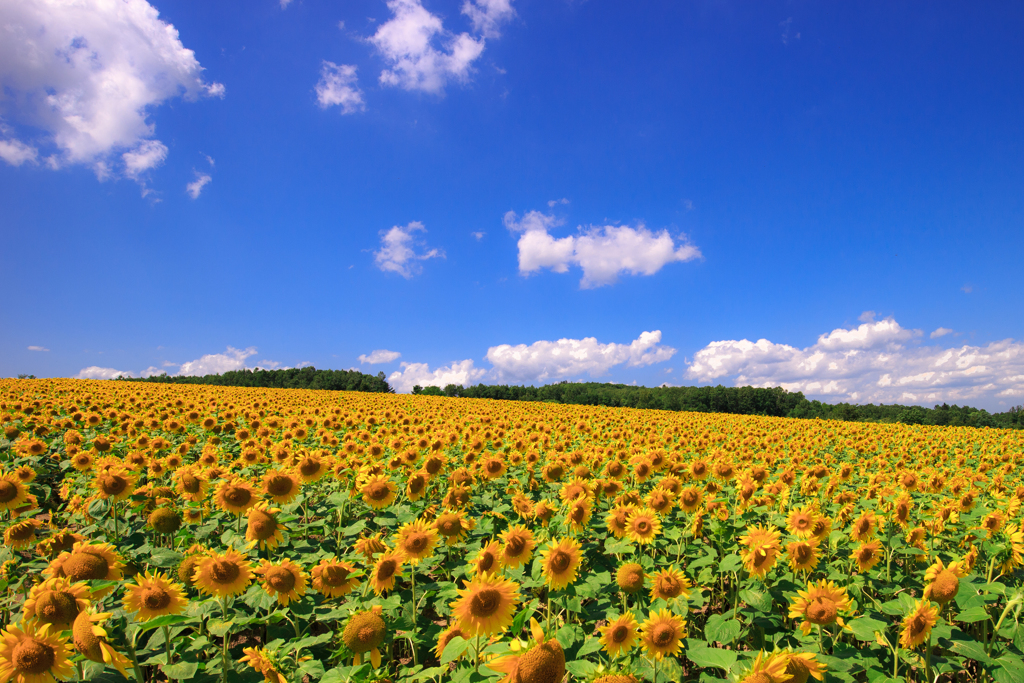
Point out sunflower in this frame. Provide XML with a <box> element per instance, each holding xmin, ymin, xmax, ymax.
<box><xmin>499</xmin><ymin>526</ymin><xmax>536</xmax><ymax>569</ymax></box>
<box><xmin>240</xmin><ymin>647</ymin><xmax>287</xmax><ymax>683</ymax></box>
<box><xmin>600</xmin><ymin>612</ymin><xmax>639</xmax><ymax>658</ymax></box>
<box><xmin>533</xmin><ymin>501</ymin><xmax>557</xmax><ymax>526</ymax></box>
<box><xmin>649</xmin><ymin>566</ymin><xmax>691</xmax><ymax>602</ymax></box>
<box><xmin>540</xmin><ymin>538</ymin><xmax>582</xmax><ymax>591</ymax></box>
<box><xmin>786</xmin><ymin>506</ymin><xmax>817</xmax><ymax>539</ymax></box>
<box><xmin>370</xmin><ymin>550</ymin><xmax>404</xmax><ymax>595</ymax></box>
<box><xmin>0</xmin><ymin>622</ymin><xmax>75</xmax><ymax>683</ymax></box>
<box><xmin>472</xmin><ymin>541</ymin><xmax>502</xmax><ymax>576</ymax></box>
<box><xmin>616</xmin><ymin>563</ymin><xmax>645</xmax><ymax>594</ymax></box>
<box><xmin>740</xmin><ymin>525</ymin><xmax>782</xmax><ymax>579</ymax></box>
<box><xmin>853</xmin><ymin>540</ymin><xmax>883</xmax><ymax>572</ymax></box>
<box><xmin>342</xmin><ymin>605</ymin><xmax>387</xmax><ymax>668</ymax></box>
<box><xmin>122</xmin><ymin>571</ymin><xmax>188</xmax><ymax>621</ymax></box>
<box><xmin>997</xmin><ymin>524</ymin><xmax>1024</xmax><ymax>573</ymax></box>
<box><xmin>923</xmin><ymin>557</ymin><xmax>968</xmax><ymax>604</ymax></box>
<box><xmin>246</xmin><ymin>502</ymin><xmax>286</xmax><ymax>550</ymax></box>
<box><xmin>788</xmin><ymin>580</ymin><xmax>853</xmax><ymax>635</ymax></box>
<box><xmin>849</xmin><ymin>510</ymin><xmax>881</xmax><ymax>542</ymax></box>
<box><xmin>605</xmin><ymin>505</ymin><xmax>634</xmax><ymax>539</ymax></box>
<box><xmin>451</xmin><ymin>571</ymin><xmax>520</xmax><ymax>638</ymax></box>
<box><xmin>262</xmin><ymin>470</ymin><xmax>302</xmax><ymax>504</ymax></box>
<box><xmin>638</xmin><ymin>609</ymin><xmax>686</xmax><ymax>660</ymax></box>
<box><xmin>256</xmin><ymin>559</ymin><xmax>307</xmax><ymax>606</ymax></box>
<box><xmin>46</xmin><ymin>542</ymin><xmax>123</xmax><ymax>590</ymax></box>
<box><xmin>899</xmin><ymin>599</ymin><xmax>939</xmax><ymax>649</ymax></box>
<box><xmin>147</xmin><ymin>506</ymin><xmax>181</xmax><ymax>536</ymax></box>
<box><xmin>193</xmin><ymin>548</ymin><xmax>253</xmax><ymax>598</ymax></box>
<box><xmin>488</xmin><ymin>618</ymin><xmax>565</xmax><ymax>683</ymax></box>
<box><xmin>71</xmin><ymin>610</ymin><xmax>130</xmax><ymax>679</ymax></box>
<box><xmin>296</xmin><ymin>454</ymin><xmax>328</xmax><ymax>483</ymax></box>
<box><xmin>786</xmin><ymin>540</ymin><xmax>820</xmax><ymax>574</ymax></box>
<box><xmin>93</xmin><ymin>469</ymin><xmax>136</xmax><ymax>502</ymax></box>
<box><xmin>22</xmin><ymin>578</ymin><xmax>91</xmax><ymax>634</ymax></box>
<box><xmin>4</xmin><ymin>519</ymin><xmax>40</xmax><ymax>550</ymax></box>
<box><xmin>434</xmin><ymin>623</ymin><xmax>468</xmax><ymax>661</ymax></box>
<box><xmin>311</xmin><ymin>557</ymin><xmax>360</xmax><ymax>598</ymax></box>
<box><xmin>395</xmin><ymin>519</ymin><xmax>439</xmax><ymax>564</ymax></box>
<box><xmin>214</xmin><ymin>479</ymin><xmax>259</xmax><ymax>515</ymax></box>
<box><xmin>566</xmin><ymin>497</ymin><xmax>593</xmax><ymax>534</ymax></box>
<box><xmin>173</xmin><ymin>468</ymin><xmax>209</xmax><ymax>503</ymax></box>
<box><xmin>738</xmin><ymin>650</ymin><xmax>791</xmax><ymax>683</ymax></box>
<box><xmin>406</xmin><ymin>470</ymin><xmax>428</xmax><ymax>501</ymax></box>
<box><xmin>689</xmin><ymin>459</ymin><xmax>710</xmax><ymax>480</ymax></box>
<box><xmin>360</xmin><ymin>474</ymin><xmax>397</xmax><ymax>510</ymax></box>
<box><xmin>678</xmin><ymin>486</ymin><xmax>703</xmax><ymax>513</ymax></box>
<box><xmin>624</xmin><ymin>508</ymin><xmax>661</xmax><ymax>545</ymax></box>
<box><xmin>784</xmin><ymin>651</ymin><xmax>826</xmax><ymax>683</ymax></box>
<box><xmin>645</xmin><ymin>488</ymin><xmax>675</xmax><ymax>515</ymax></box>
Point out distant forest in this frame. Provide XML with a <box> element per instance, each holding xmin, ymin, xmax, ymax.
<box><xmin>121</xmin><ymin>367</ymin><xmax>1023</xmax><ymax>429</ymax></box>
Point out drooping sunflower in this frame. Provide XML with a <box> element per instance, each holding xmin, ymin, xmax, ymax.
<box><xmin>361</xmin><ymin>475</ymin><xmax>398</xmax><ymax>510</ymax></box>
<box><xmin>488</xmin><ymin>618</ymin><xmax>565</xmax><ymax>683</ymax></box>
<box><xmin>193</xmin><ymin>548</ymin><xmax>254</xmax><ymax>598</ymax></box>
<box><xmin>246</xmin><ymin>502</ymin><xmax>286</xmax><ymax>550</ymax></box>
<box><xmin>540</xmin><ymin>538</ymin><xmax>582</xmax><ymax>591</ymax></box>
<box><xmin>786</xmin><ymin>540</ymin><xmax>820</xmax><ymax>574</ymax></box>
<box><xmin>354</xmin><ymin>533</ymin><xmax>387</xmax><ymax>563</ymax></box>
<box><xmin>22</xmin><ymin>577</ymin><xmax>91</xmax><ymax>634</ymax></box>
<box><xmin>0</xmin><ymin>621</ymin><xmax>75</xmax><ymax>683</ymax></box>
<box><xmin>786</xmin><ymin>505</ymin><xmax>818</xmax><ymax>539</ymax></box>
<box><xmin>600</xmin><ymin>612</ymin><xmax>639</xmax><ymax>658</ymax></box>
<box><xmin>853</xmin><ymin>540</ymin><xmax>883</xmax><ymax>573</ymax></box>
<box><xmin>787</xmin><ymin>580</ymin><xmax>853</xmax><ymax>635</ymax></box>
<box><xmin>738</xmin><ymin>650</ymin><xmax>791</xmax><ymax>683</ymax></box>
<box><xmin>638</xmin><ymin>609</ymin><xmax>686</xmax><ymax>661</ymax></box>
<box><xmin>256</xmin><ymin>559</ymin><xmax>307</xmax><ymax>606</ymax></box>
<box><xmin>923</xmin><ymin>557</ymin><xmax>968</xmax><ymax>604</ymax></box>
<box><xmin>214</xmin><ymin>479</ymin><xmax>259</xmax><ymax>515</ymax></box>
<box><xmin>123</xmin><ymin>571</ymin><xmax>188</xmax><ymax>621</ymax></box>
<box><xmin>899</xmin><ymin>599</ymin><xmax>939</xmax><ymax>649</ymax></box>
<box><xmin>342</xmin><ymin>605</ymin><xmax>387</xmax><ymax>668</ymax></box>
<box><xmin>395</xmin><ymin>519</ymin><xmax>439</xmax><ymax>564</ymax></box>
<box><xmin>262</xmin><ymin>469</ymin><xmax>302</xmax><ymax>504</ymax></box>
<box><xmin>626</xmin><ymin>508</ymin><xmax>662</xmax><ymax>545</ymax></box>
<box><xmin>434</xmin><ymin>510</ymin><xmax>476</xmax><ymax>546</ymax></box>
<box><xmin>240</xmin><ymin>647</ymin><xmax>287</xmax><ymax>683</ymax></box>
<box><xmin>71</xmin><ymin>610</ymin><xmax>130</xmax><ymax>679</ymax></box>
<box><xmin>784</xmin><ymin>650</ymin><xmax>826</xmax><ymax>683</ymax></box>
<box><xmin>616</xmin><ymin>563</ymin><xmax>645</xmax><ymax>594</ymax></box>
<box><xmin>471</xmin><ymin>541</ymin><xmax>502</xmax><ymax>576</ymax></box>
<box><xmin>46</xmin><ymin>542</ymin><xmax>123</xmax><ymax>590</ymax></box>
<box><xmin>37</xmin><ymin>530</ymin><xmax>84</xmax><ymax>559</ymax></box>
<box><xmin>740</xmin><ymin>525</ymin><xmax>782</xmax><ymax>579</ymax></box>
<box><xmin>406</xmin><ymin>470</ymin><xmax>428</xmax><ymax>501</ymax></box>
<box><xmin>499</xmin><ymin>526</ymin><xmax>536</xmax><ymax>569</ymax></box>
<box><xmin>451</xmin><ymin>572</ymin><xmax>521</xmax><ymax>637</ymax></box>
<box><xmin>311</xmin><ymin>557</ymin><xmax>361</xmax><ymax>598</ymax></box>
<box><xmin>4</xmin><ymin>519</ymin><xmax>40</xmax><ymax>550</ymax></box>
<box><xmin>370</xmin><ymin>550</ymin><xmax>404</xmax><ymax>595</ymax></box>
<box><xmin>434</xmin><ymin>623</ymin><xmax>468</xmax><ymax>661</ymax></box>
<box><xmin>649</xmin><ymin>566</ymin><xmax>691</xmax><ymax>602</ymax></box>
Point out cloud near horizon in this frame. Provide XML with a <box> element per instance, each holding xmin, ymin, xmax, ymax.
<box><xmin>685</xmin><ymin>317</ymin><xmax>1024</xmax><ymax>407</ymax></box>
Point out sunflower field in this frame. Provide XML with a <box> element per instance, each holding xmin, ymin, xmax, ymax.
<box><xmin>1</xmin><ymin>378</ymin><xmax>1024</xmax><ymax>683</ymax></box>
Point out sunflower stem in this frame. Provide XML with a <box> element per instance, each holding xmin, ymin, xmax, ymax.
<box><xmin>163</xmin><ymin>624</ymin><xmax>173</xmax><ymax>666</ymax></box>
<box><xmin>475</xmin><ymin>635</ymin><xmax>482</xmax><ymax>674</ymax></box>
<box><xmin>124</xmin><ymin>638</ymin><xmax>146</xmax><ymax>683</ymax></box>
<box><xmin>220</xmin><ymin>596</ymin><xmax>231</xmax><ymax>683</ymax></box>
<box><xmin>652</xmin><ymin>655</ymin><xmax>658</xmax><ymax>683</ymax></box>
<box><xmin>924</xmin><ymin>631</ymin><xmax>933</xmax><ymax>683</ymax></box>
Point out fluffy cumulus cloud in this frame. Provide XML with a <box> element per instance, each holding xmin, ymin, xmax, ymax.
<box><xmin>373</xmin><ymin>221</ymin><xmax>445</xmax><ymax>278</ymax></box>
<box><xmin>359</xmin><ymin>349</ymin><xmax>402</xmax><ymax>364</ymax></box>
<box><xmin>78</xmin><ymin>366</ymin><xmax>134</xmax><ymax>380</ymax></box>
<box><xmin>316</xmin><ymin>62</ymin><xmax>366</xmax><ymax>114</ymax></box>
<box><xmin>369</xmin><ymin>0</ymin><xmax>512</xmax><ymax>94</ymax></box>
<box><xmin>0</xmin><ymin>0</ymin><xmax>223</xmax><ymax>179</ymax></box>
<box><xmin>686</xmin><ymin>317</ymin><xmax>1024</xmax><ymax>408</ymax></box>
<box><xmin>388</xmin><ymin>359</ymin><xmax>485</xmax><ymax>393</ymax></box>
<box><xmin>504</xmin><ymin>210</ymin><xmax>702</xmax><ymax>288</ymax></box>
<box><xmin>186</xmin><ymin>172</ymin><xmax>212</xmax><ymax>199</ymax></box>
<box><xmin>177</xmin><ymin>346</ymin><xmax>257</xmax><ymax>376</ymax></box>
<box><xmin>487</xmin><ymin>330</ymin><xmax>676</xmax><ymax>383</ymax></box>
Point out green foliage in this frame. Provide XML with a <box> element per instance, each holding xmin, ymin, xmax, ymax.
<box><xmin>120</xmin><ymin>366</ymin><xmax>393</xmax><ymax>393</ymax></box>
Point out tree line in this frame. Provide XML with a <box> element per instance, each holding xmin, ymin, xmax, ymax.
<box><xmin>121</xmin><ymin>366</ymin><xmax>392</xmax><ymax>393</ymax></box>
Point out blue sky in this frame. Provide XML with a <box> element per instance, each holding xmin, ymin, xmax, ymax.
<box><xmin>2</xmin><ymin>1</ymin><xmax>1023</xmax><ymax>409</ymax></box>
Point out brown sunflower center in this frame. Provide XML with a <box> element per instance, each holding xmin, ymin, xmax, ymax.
<box><xmin>322</xmin><ymin>565</ymin><xmax>350</xmax><ymax>586</ymax></box>
<box><xmin>223</xmin><ymin>486</ymin><xmax>251</xmax><ymax>507</ymax></box>
<box><xmin>469</xmin><ymin>587</ymin><xmax>501</xmax><ymax>617</ymax></box>
<box><xmin>908</xmin><ymin>615</ymin><xmax>928</xmax><ymax>637</ymax></box>
<box><xmin>931</xmin><ymin>570</ymin><xmax>960</xmax><ymax>602</ymax></box>
<box><xmin>634</xmin><ymin>519</ymin><xmax>652</xmax><ymax>534</ymax></box>
<box><xmin>657</xmin><ymin>575</ymin><xmax>681</xmax><ymax>598</ymax></box>
<box><xmin>505</xmin><ymin>535</ymin><xmax>527</xmax><ymax>556</ymax></box>
<box><xmin>806</xmin><ymin>597</ymin><xmax>838</xmax><ymax>625</ymax></box>
<box><xmin>403</xmin><ymin>533</ymin><xmax>429</xmax><ymax>554</ymax></box>
<box><xmin>550</xmin><ymin>550</ymin><xmax>571</xmax><ymax>573</ymax></box>
<box><xmin>477</xmin><ymin>553</ymin><xmax>496</xmax><ymax>573</ymax></box>
<box><xmin>181</xmin><ymin>474</ymin><xmax>201</xmax><ymax>493</ymax></box>
<box><xmin>266</xmin><ymin>567</ymin><xmax>296</xmax><ymax>593</ymax></box>
<box><xmin>0</xmin><ymin>480</ymin><xmax>19</xmax><ymax>502</ymax></box>
<box><xmin>858</xmin><ymin>547</ymin><xmax>877</xmax><ymax>563</ymax></box>
<box><xmin>210</xmin><ymin>559</ymin><xmax>240</xmax><ymax>584</ymax></box>
<box><xmin>266</xmin><ymin>475</ymin><xmax>295</xmax><ymax>497</ymax></box>
<box><xmin>794</xmin><ymin>544</ymin><xmax>813</xmax><ymax>563</ymax></box>
<box><xmin>366</xmin><ymin>482</ymin><xmax>390</xmax><ymax>501</ymax></box>
<box><xmin>299</xmin><ymin>459</ymin><xmax>320</xmax><ymax>476</ymax></box>
<box><xmin>855</xmin><ymin>519</ymin><xmax>871</xmax><ymax>535</ymax></box>
<box><xmin>36</xmin><ymin>590</ymin><xmax>79</xmax><ymax>624</ymax></box>
<box><xmin>438</xmin><ymin>516</ymin><xmax>461</xmax><ymax>536</ymax></box>
<box><xmin>142</xmin><ymin>587</ymin><xmax>172</xmax><ymax>611</ymax></box>
<box><xmin>793</xmin><ymin>516</ymin><xmax>812</xmax><ymax>530</ymax></box>
<box><xmin>8</xmin><ymin>522</ymin><xmax>35</xmax><ymax>541</ymax></box>
<box><xmin>652</xmin><ymin>623</ymin><xmax>675</xmax><ymax>646</ymax></box>
<box><xmin>516</xmin><ymin>641</ymin><xmax>565</xmax><ymax>683</ymax></box>
<box><xmin>485</xmin><ymin>460</ymin><xmax>503</xmax><ymax>475</ymax></box>
<box><xmin>12</xmin><ymin>639</ymin><xmax>55</xmax><ymax>675</ymax></box>
<box><xmin>248</xmin><ymin>510</ymin><xmax>277</xmax><ymax>538</ymax></box>
<box><xmin>611</xmin><ymin>624</ymin><xmax>630</xmax><ymax>642</ymax></box>
<box><xmin>376</xmin><ymin>559</ymin><xmax>397</xmax><ymax>581</ymax></box>
<box><xmin>63</xmin><ymin>552</ymin><xmax>109</xmax><ymax>581</ymax></box>
<box><xmin>99</xmin><ymin>475</ymin><xmax>127</xmax><ymax>496</ymax></box>
<box><xmin>747</xmin><ymin>673</ymin><xmax>773</xmax><ymax>683</ymax></box>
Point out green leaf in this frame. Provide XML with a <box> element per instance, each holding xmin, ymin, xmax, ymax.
<box><xmin>343</xmin><ymin>520</ymin><xmax>367</xmax><ymax>536</ymax></box>
<box><xmin>298</xmin><ymin>659</ymin><xmax>326</xmax><ymax>680</ymax></box>
<box><xmin>161</xmin><ymin>661</ymin><xmax>198</xmax><ymax>680</ymax></box>
<box><xmin>719</xmin><ymin>554</ymin><xmax>743</xmax><ymax>573</ymax></box>
<box><xmin>604</xmin><ymin>537</ymin><xmax>633</xmax><ymax>555</ymax></box>
<box><xmin>511</xmin><ymin>599</ymin><xmax>538</xmax><ymax>637</ymax></box>
<box><xmin>847</xmin><ymin>616</ymin><xmax>890</xmax><ymax>642</ymax></box>
<box><xmin>139</xmin><ymin>614</ymin><xmax>192</xmax><ymax>632</ymax></box>
<box><xmin>993</xmin><ymin>655</ymin><xmax>1024</xmax><ymax>683</ymax></box>
<box><xmin>686</xmin><ymin>642</ymin><xmax>738</xmax><ymax>670</ymax></box>
<box><xmin>440</xmin><ymin>636</ymin><xmax>470</xmax><ymax>665</ymax></box>
<box><xmin>704</xmin><ymin>614</ymin><xmax>742</xmax><ymax>645</ymax></box>
<box><xmin>148</xmin><ymin>549</ymin><xmax>184</xmax><ymax>568</ymax></box>
<box><xmin>555</xmin><ymin>624</ymin><xmax>584</xmax><ymax>650</ymax></box>
<box><xmin>740</xmin><ymin>588</ymin><xmax>773</xmax><ymax>613</ymax></box>
<box><xmin>949</xmin><ymin>637</ymin><xmax>993</xmax><ymax>664</ymax></box>
<box><xmin>575</xmin><ymin>637</ymin><xmax>604</xmax><ymax>658</ymax></box>
<box><xmin>565</xmin><ymin>660</ymin><xmax>600</xmax><ymax>678</ymax></box>
<box><xmin>207</xmin><ymin>619</ymin><xmax>234</xmax><ymax>637</ymax></box>
<box><xmin>957</xmin><ymin>607</ymin><xmax>991</xmax><ymax>624</ymax></box>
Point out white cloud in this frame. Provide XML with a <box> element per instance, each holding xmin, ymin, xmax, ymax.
<box><xmin>486</xmin><ymin>330</ymin><xmax>676</xmax><ymax>383</ymax></box>
<box><xmin>504</xmin><ymin>210</ymin><xmax>702</xmax><ymax>288</ymax></box>
<box><xmin>547</xmin><ymin>197</ymin><xmax>569</xmax><ymax>208</ymax></box>
<box><xmin>0</xmin><ymin>0</ymin><xmax>223</xmax><ymax>179</ymax></box>
<box><xmin>858</xmin><ymin>310</ymin><xmax>876</xmax><ymax>323</ymax></box>
<box><xmin>462</xmin><ymin>0</ymin><xmax>515</xmax><ymax>39</ymax></box>
<box><xmin>27</xmin><ymin>345</ymin><xmax>49</xmax><ymax>352</ymax></box>
<box><xmin>388</xmin><ymin>359</ymin><xmax>485</xmax><ymax>393</ymax></box>
<box><xmin>931</xmin><ymin>327</ymin><xmax>954</xmax><ymax>339</ymax></box>
<box><xmin>373</xmin><ymin>221</ymin><xmax>445</xmax><ymax>278</ymax></box>
<box><xmin>471</xmin><ymin>231</ymin><xmax>485</xmax><ymax>240</ymax></box>
<box><xmin>177</xmin><ymin>346</ymin><xmax>257</xmax><ymax>376</ymax></box>
<box><xmin>78</xmin><ymin>366</ymin><xmax>134</xmax><ymax>379</ymax></box>
<box><xmin>186</xmin><ymin>172</ymin><xmax>212</xmax><ymax>199</ymax></box>
<box><xmin>359</xmin><ymin>349</ymin><xmax>402</xmax><ymax>364</ymax></box>
<box><xmin>280</xmin><ymin>0</ymin><xmax>293</xmax><ymax>7</ymax></box>
<box><xmin>141</xmin><ymin>366</ymin><xmax>165</xmax><ymax>377</ymax></box>
<box><xmin>316</xmin><ymin>62</ymin><xmax>366</xmax><ymax>114</ymax></box>
<box><xmin>369</xmin><ymin>0</ymin><xmax>488</xmax><ymax>94</ymax></box>
<box><xmin>686</xmin><ymin>317</ymin><xmax>1024</xmax><ymax>408</ymax></box>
